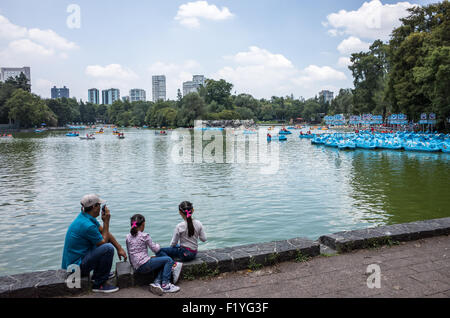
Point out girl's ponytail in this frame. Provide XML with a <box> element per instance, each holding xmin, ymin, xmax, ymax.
<box><xmin>179</xmin><ymin>201</ymin><xmax>195</xmax><ymax>237</ymax></box>
<box><xmin>130</xmin><ymin>214</ymin><xmax>145</xmax><ymax>237</ymax></box>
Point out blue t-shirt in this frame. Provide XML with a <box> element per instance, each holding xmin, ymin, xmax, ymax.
<box><xmin>61</xmin><ymin>212</ymin><xmax>103</xmax><ymax>269</ymax></box>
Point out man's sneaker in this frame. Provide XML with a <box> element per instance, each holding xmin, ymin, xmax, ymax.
<box><xmin>92</xmin><ymin>283</ymin><xmax>119</xmax><ymax>293</ymax></box>
<box><xmin>172</xmin><ymin>262</ymin><xmax>183</xmax><ymax>284</ymax></box>
<box><xmin>149</xmin><ymin>283</ymin><xmax>163</xmax><ymax>296</ymax></box>
<box><xmin>161</xmin><ymin>283</ymin><xmax>180</xmax><ymax>293</ymax></box>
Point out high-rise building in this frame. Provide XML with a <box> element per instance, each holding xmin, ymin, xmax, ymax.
<box><xmin>319</xmin><ymin>90</ymin><xmax>334</xmax><ymax>104</ymax></box>
<box><xmin>183</xmin><ymin>75</ymin><xmax>205</xmax><ymax>96</ymax></box>
<box><xmin>152</xmin><ymin>75</ymin><xmax>166</xmax><ymax>102</ymax></box>
<box><xmin>102</xmin><ymin>88</ymin><xmax>120</xmax><ymax>105</ymax></box>
<box><xmin>122</xmin><ymin>96</ymin><xmax>130</xmax><ymax>102</ymax></box>
<box><xmin>130</xmin><ymin>89</ymin><xmax>146</xmax><ymax>102</ymax></box>
<box><xmin>88</xmin><ymin>88</ymin><xmax>100</xmax><ymax>104</ymax></box>
<box><xmin>51</xmin><ymin>86</ymin><xmax>70</xmax><ymax>99</ymax></box>
<box><xmin>0</xmin><ymin>67</ymin><xmax>31</xmax><ymax>84</ymax></box>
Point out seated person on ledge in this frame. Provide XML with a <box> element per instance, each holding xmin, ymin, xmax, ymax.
<box><xmin>61</xmin><ymin>194</ymin><xmax>127</xmax><ymax>293</ymax></box>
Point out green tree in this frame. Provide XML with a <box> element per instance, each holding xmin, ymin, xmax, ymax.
<box><xmin>302</xmin><ymin>99</ymin><xmax>321</xmax><ymax>122</ymax></box>
<box><xmin>0</xmin><ymin>82</ymin><xmax>17</xmax><ymax>124</ymax></box>
<box><xmin>7</xmin><ymin>89</ymin><xmax>57</xmax><ymax>128</ymax></box>
<box><xmin>5</xmin><ymin>72</ymin><xmax>31</xmax><ymax>92</ymax></box>
<box><xmin>46</xmin><ymin>98</ymin><xmax>78</xmax><ymax>126</ymax></box>
<box><xmin>349</xmin><ymin>40</ymin><xmax>389</xmax><ymax>115</ymax></box>
<box><xmin>329</xmin><ymin>89</ymin><xmax>354</xmax><ymax>115</ymax></box>
<box><xmin>176</xmin><ymin>93</ymin><xmax>206</xmax><ymax>127</ymax></box>
<box><xmin>204</xmin><ymin>79</ymin><xmax>233</xmax><ymax>109</ymax></box>
<box><xmin>387</xmin><ymin>1</ymin><xmax>450</xmax><ymax>126</ymax></box>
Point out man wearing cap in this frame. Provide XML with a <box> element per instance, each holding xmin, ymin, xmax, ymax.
<box><xmin>62</xmin><ymin>194</ymin><xmax>127</xmax><ymax>293</ymax></box>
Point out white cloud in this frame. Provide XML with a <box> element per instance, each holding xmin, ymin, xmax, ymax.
<box><xmin>0</xmin><ymin>15</ymin><xmax>27</xmax><ymax>39</ymax></box>
<box><xmin>85</xmin><ymin>64</ymin><xmax>138</xmax><ymax>80</ymax></box>
<box><xmin>175</xmin><ymin>1</ymin><xmax>234</xmax><ymax>28</ymax></box>
<box><xmin>337</xmin><ymin>36</ymin><xmax>371</xmax><ymax>54</ymax></box>
<box><xmin>293</xmin><ymin>65</ymin><xmax>347</xmax><ymax>85</ymax></box>
<box><xmin>214</xmin><ymin>46</ymin><xmax>347</xmax><ymax>99</ymax></box>
<box><xmin>324</xmin><ymin>0</ymin><xmax>417</xmax><ymax>41</ymax></box>
<box><xmin>327</xmin><ymin>29</ymin><xmax>339</xmax><ymax>37</ymax></box>
<box><xmin>8</xmin><ymin>39</ymin><xmax>54</xmax><ymax>57</ymax></box>
<box><xmin>337</xmin><ymin>56</ymin><xmax>352</xmax><ymax>68</ymax></box>
<box><xmin>227</xmin><ymin>46</ymin><xmax>293</xmax><ymax>68</ymax></box>
<box><xmin>28</xmin><ymin>28</ymin><xmax>78</xmax><ymax>51</ymax></box>
<box><xmin>0</xmin><ymin>13</ymin><xmax>78</xmax><ymax>65</ymax></box>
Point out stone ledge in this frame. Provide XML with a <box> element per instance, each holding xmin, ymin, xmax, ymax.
<box><xmin>116</xmin><ymin>237</ymin><xmax>320</xmax><ymax>288</ymax></box>
<box><xmin>2</xmin><ymin>217</ymin><xmax>449</xmax><ymax>297</ymax></box>
<box><xmin>319</xmin><ymin>217</ymin><xmax>450</xmax><ymax>253</ymax></box>
<box><xmin>0</xmin><ymin>270</ymin><xmax>90</xmax><ymax>298</ymax></box>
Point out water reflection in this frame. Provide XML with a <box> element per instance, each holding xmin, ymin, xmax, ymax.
<box><xmin>0</xmin><ymin>129</ymin><xmax>449</xmax><ymax>275</ymax></box>
<box><xmin>350</xmin><ymin>149</ymin><xmax>450</xmax><ymax>225</ymax></box>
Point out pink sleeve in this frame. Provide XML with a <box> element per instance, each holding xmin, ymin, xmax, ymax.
<box><xmin>144</xmin><ymin>233</ymin><xmax>160</xmax><ymax>254</ymax></box>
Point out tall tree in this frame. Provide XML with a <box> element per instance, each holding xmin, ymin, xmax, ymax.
<box><xmin>349</xmin><ymin>40</ymin><xmax>389</xmax><ymax>115</ymax></box>
<box><xmin>387</xmin><ymin>1</ymin><xmax>450</xmax><ymax>126</ymax></box>
<box><xmin>204</xmin><ymin>79</ymin><xmax>233</xmax><ymax>109</ymax></box>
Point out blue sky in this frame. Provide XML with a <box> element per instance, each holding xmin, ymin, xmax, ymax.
<box><xmin>0</xmin><ymin>0</ymin><xmax>437</xmax><ymax>101</ymax></box>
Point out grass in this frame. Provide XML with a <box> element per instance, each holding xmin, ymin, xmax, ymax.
<box><xmin>248</xmin><ymin>257</ymin><xmax>263</xmax><ymax>271</ymax></box>
<box><xmin>366</xmin><ymin>237</ymin><xmax>400</xmax><ymax>249</ymax></box>
<box><xmin>265</xmin><ymin>253</ymin><xmax>280</xmax><ymax>266</ymax></box>
<box><xmin>182</xmin><ymin>263</ymin><xmax>220</xmax><ymax>281</ymax></box>
<box><xmin>294</xmin><ymin>251</ymin><xmax>311</xmax><ymax>263</ymax></box>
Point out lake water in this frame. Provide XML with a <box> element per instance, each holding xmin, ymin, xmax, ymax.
<box><xmin>0</xmin><ymin>127</ymin><xmax>449</xmax><ymax>276</ymax></box>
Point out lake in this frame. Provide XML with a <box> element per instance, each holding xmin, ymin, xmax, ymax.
<box><xmin>0</xmin><ymin>127</ymin><xmax>449</xmax><ymax>276</ymax></box>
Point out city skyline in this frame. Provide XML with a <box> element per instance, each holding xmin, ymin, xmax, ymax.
<box><xmin>0</xmin><ymin>0</ymin><xmax>436</xmax><ymax>101</ymax></box>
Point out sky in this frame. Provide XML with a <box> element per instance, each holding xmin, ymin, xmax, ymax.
<box><xmin>0</xmin><ymin>0</ymin><xmax>438</xmax><ymax>101</ymax></box>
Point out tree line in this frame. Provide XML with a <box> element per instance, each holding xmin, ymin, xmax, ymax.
<box><xmin>1</xmin><ymin>2</ymin><xmax>448</xmax><ymax>130</ymax></box>
<box><xmin>0</xmin><ymin>75</ymin><xmax>331</xmax><ymax>128</ymax></box>
<box><xmin>344</xmin><ymin>1</ymin><xmax>450</xmax><ymax>130</ymax></box>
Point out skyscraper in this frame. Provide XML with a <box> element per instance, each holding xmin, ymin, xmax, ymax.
<box><xmin>51</xmin><ymin>86</ymin><xmax>70</xmax><ymax>99</ymax></box>
<box><xmin>152</xmin><ymin>75</ymin><xmax>166</xmax><ymax>102</ymax></box>
<box><xmin>319</xmin><ymin>90</ymin><xmax>334</xmax><ymax>104</ymax></box>
<box><xmin>88</xmin><ymin>88</ymin><xmax>100</xmax><ymax>104</ymax></box>
<box><xmin>183</xmin><ymin>75</ymin><xmax>205</xmax><ymax>96</ymax></box>
<box><xmin>102</xmin><ymin>88</ymin><xmax>120</xmax><ymax>105</ymax></box>
<box><xmin>130</xmin><ymin>89</ymin><xmax>146</xmax><ymax>102</ymax></box>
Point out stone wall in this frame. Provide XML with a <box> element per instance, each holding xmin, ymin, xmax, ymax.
<box><xmin>1</xmin><ymin>217</ymin><xmax>449</xmax><ymax>298</ymax></box>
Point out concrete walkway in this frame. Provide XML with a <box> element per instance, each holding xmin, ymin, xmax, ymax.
<box><xmin>75</xmin><ymin>235</ymin><xmax>450</xmax><ymax>298</ymax></box>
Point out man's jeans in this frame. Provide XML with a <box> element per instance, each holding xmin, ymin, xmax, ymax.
<box><xmin>157</xmin><ymin>245</ymin><xmax>196</xmax><ymax>262</ymax></box>
<box><xmin>136</xmin><ymin>256</ymin><xmax>174</xmax><ymax>285</ymax></box>
<box><xmin>80</xmin><ymin>243</ymin><xmax>114</xmax><ymax>287</ymax></box>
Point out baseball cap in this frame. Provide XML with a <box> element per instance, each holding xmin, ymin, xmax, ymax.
<box><xmin>80</xmin><ymin>194</ymin><xmax>106</xmax><ymax>209</ymax></box>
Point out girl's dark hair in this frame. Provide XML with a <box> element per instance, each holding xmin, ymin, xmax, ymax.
<box><xmin>130</xmin><ymin>214</ymin><xmax>145</xmax><ymax>237</ymax></box>
<box><xmin>179</xmin><ymin>201</ymin><xmax>195</xmax><ymax>237</ymax></box>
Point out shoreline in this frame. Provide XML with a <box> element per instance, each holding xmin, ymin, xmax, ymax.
<box><xmin>0</xmin><ymin>217</ymin><xmax>449</xmax><ymax>298</ymax></box>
